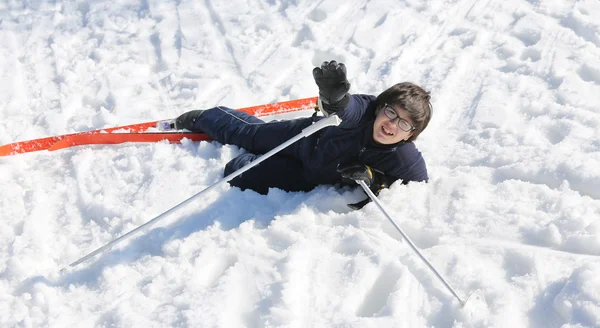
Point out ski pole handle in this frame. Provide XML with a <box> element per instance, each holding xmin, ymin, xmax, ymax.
<box><xmin>300</xmin><ymin>115</ymin><xmax>342</xmax><ymax>136</ymax></box>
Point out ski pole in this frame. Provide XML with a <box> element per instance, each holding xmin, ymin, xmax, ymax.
<box><xmin>65</xmin><ymin>115</ymin><xmax>342</xmax><ymax>270</ymax></box>
<box><xmin>356</xmin><ymin>180</ymin><xmax>466</xmax><ymax>305</ymax></box>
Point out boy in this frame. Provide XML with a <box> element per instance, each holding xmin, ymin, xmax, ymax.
<box><xmin>176</xmin><ymin>61</ymin><xmax>432</xmax><ymax>208</ymax></box>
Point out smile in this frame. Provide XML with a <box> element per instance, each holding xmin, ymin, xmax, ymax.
<box><xmin>382</xmin><ymin>125</ymin><xmax>394</xmax><ymax>136</ymax></box>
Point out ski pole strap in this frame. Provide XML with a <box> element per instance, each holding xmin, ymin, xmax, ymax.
<box><xmin>313</xmin><ymin>97</ymin><xmax>326</xmax><ymax>118</ymax></box>
<box><xmin>312</xmin><ymin>101</ymin><xmax>321</xmax><ymax>118</ymax></box>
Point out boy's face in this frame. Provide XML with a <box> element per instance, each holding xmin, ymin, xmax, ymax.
<box><xmin>372</xmin><ymin>104</ymin><xmax>414</xmax><ymax>144</ymax></box>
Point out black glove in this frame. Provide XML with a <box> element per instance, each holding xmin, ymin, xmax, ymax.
<box><xmin>338</xmin><ymin>163</ymin><xmax>376</xmax><ymax>186</ymax></box>
<box><xmin>175</xmin><ymin>110</ymin><xmax>204</xmax><ymax>132</ymax></box>
<box><xmin>313</xmin><ymin>60</ymin><xmax>351</xmax><ymax>114</ymax></box>
<box><xmin>338</xmin><ymin>163</ymin><xmax>390</xmax><ymax>210</ymax></box>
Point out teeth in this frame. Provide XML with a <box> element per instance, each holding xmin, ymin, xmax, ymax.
<box><xmin>382</xmin><ymin>126</ymin><xmax>393</xmax><ymax>136</ymax></box>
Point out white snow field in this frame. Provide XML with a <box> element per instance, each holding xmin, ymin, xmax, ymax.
<box><xmin>1</xmin><ymin>0</ymin><xmax>600</xmax><ymax>327</ymax></box>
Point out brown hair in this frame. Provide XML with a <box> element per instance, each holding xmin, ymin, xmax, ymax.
<box><xmin>375</xmin><ymin>82</ymin><xmax>432</xmax><ymax>142</ymax></box>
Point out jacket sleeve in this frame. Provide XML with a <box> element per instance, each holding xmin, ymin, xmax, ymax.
<box><xmin>335</xmin><ymin>94</ymin><xmax>377</xmax><ymax>129</ymax></box>
<box><xmin>384</xmin><ymin>143</ymin><xmax>429</xmax><ymax>185</ymax></box>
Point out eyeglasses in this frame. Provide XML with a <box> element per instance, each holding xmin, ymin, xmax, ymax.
<box><xmin>383</xmin><ymin>104</ymin><xmax>415</xmax><ymax>132</ymax></box>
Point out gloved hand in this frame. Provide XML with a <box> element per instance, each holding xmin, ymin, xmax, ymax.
<box><xmin>338</xmin><ymin>162</ymin><xmax>376</xmax><ymax>186</ymax></box>
<box><xmin>175</xmin><ymin>110</ymin><xmax>204</xmax><ymax>132</ymax></box>
<box><xmin>313</xmin><ymin>60</ymin><xmax>351</xmax><ymax>114</ymax></box>
<box><xmin>338</xmin><ymin>163</ymin><xmax>390</xmax><ymax>210</ymax></box>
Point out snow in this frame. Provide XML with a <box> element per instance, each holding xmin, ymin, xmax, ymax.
<box><xmin>1</xmin><ymin>0</ymin><xmax>600</xmax><ymax>327</ymax></box>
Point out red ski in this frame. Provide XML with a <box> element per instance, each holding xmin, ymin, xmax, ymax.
<box><xmin>0</xmin><ymin>97</ymin><xmax>317</xmax><ymax>156</ymax></box>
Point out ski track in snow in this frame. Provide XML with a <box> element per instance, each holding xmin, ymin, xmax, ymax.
<box><xmin>1</xmin><ymin>0</ymin><xmax>600</xmax><ymax>327</ymax></box>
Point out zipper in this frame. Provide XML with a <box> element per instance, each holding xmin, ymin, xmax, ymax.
<box><xmin>358</xmin><ymin>145</ymin><xmax>396</xmax><ymax>159</ymax></box>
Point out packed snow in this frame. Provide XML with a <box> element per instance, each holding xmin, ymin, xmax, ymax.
<box><xmin>1</xmin><ymin>0</ymin><xmax>600</xmax><ymax>327</ymax></box>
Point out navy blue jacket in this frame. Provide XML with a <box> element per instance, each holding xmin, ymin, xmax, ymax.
<box><xmin>196</xmin><ymin>94</ymin><xmax>428</xmax><ymax>194</ymax></box>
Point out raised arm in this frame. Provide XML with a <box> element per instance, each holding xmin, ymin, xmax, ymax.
<box><xmin>313</xmin><ymin>60</ymin><xmax>351</xmax><ymax>116</ymax></box>
<box><xmin>313</xmin><ymin>60</ymin><xmax>377</xmax><ymax>128</ymax></box>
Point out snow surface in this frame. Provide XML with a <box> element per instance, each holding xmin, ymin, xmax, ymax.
<box><xmin>1</xmin><ymin>0</ymin><xmax>600</xmax><ymax>327</ymax></box>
